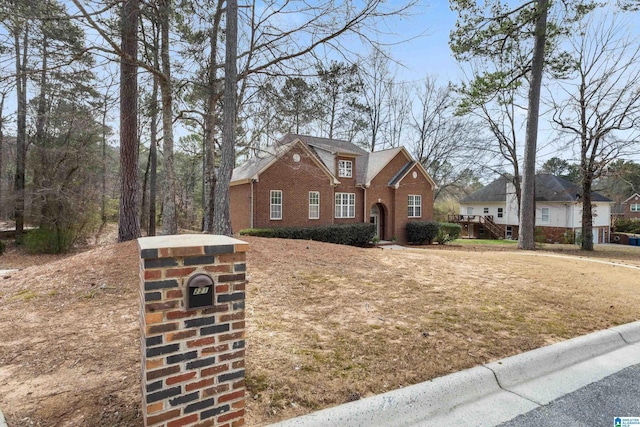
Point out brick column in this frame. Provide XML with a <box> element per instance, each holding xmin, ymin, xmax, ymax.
<box><xmin>138</xmin><ymin>235</ymin><xmax>248</xmax><ymax>427</ymax></box>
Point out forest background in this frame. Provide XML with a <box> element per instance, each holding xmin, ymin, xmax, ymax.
<box><xmin>0</xmin><ymin>0</ymin><xmax>639</xmax><ymax>253</ymax></box>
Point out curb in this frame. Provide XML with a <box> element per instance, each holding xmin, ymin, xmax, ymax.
<box><xmin>268</xmin><ymin>321</ymin><xmax>640</xmax><ymax>427</ymax></box>
<box><xmin>0</xmin><ymin>409</ymin><xmax>6</xmax><ymax>427</ymax></box>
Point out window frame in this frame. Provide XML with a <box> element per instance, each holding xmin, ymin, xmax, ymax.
<box><xmin>335</xmin><ymin>192</ymin><xmax>356</xmax><ymax>218</ymax></box>
<box><xmin>408</xmin><ymin>194</ymin><xmax>422</xmax><ymax>218</ymax></box>
<box><xmin>497</xmin><ymin>207</ymin><xmax>504</xmax><ymax>218</ymax></box>
<box><xmin>270</xmin><ymin>190</ymin><xmax>283</xmax><ymax>220</ymax></box>
<box><xmin>309</xmin><ymin>191</ymin><xmax>320</xmax><ymax>220</ymax></box>
<box><xmin>541</xmin><ymin>207</ymin><xmax>550</xmax><ymax>223</ymax></box>
<box><xmin>338</xmin><ymin>160</ymin><xmax>353</xmax><ymax>178</ymax></box>
<box><xmin>631</xmin><ymin>203</ymin><xmax>640</xmax><ymax>212</ymax></box>
<box><xmin>483</xmin><ymin>207</ymin><xmax>489</xmax><ymax>215</ymax></box>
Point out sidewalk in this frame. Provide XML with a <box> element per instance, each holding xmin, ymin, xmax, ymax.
<box><xmin>269</xmin><ymin>321</ymin><xmax>640</xmax><ymax>427</ymax></box>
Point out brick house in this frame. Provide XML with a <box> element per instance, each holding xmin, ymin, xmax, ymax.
<box><xmin>229</xmin><ymin>134</ymin><xmax>436</xmax><ymax>244</ymax></box>
<box><xmin>454</xmin><ymin>174</ymin><xmax>613</xmax><ymax>244</ymax></box>
<box><xmin>621</xmin><ymin>193</ymin><xmax>640</xmax><ymax>219</ymax></box>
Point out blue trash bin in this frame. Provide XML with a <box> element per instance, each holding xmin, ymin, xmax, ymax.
<box><xmin>630</xmin><ymin>237</ymin><xmax>638</xmax><ymax>246</ymax></box>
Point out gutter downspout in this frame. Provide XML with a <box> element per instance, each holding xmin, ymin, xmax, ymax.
<box><xmin>358</xmin><ymin>184</ymin><xmax>368</xmax><ymax>224</ymax></box>
<box><xmin>250</xmin><ymin>179</ymin><xmax>255</xmax><ymax>229</ymax></box>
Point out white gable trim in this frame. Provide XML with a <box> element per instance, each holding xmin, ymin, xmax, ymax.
<box><xmin>392</xmin><ymin>161</ymin><xmax>437</xmax><ymax>190</ymax></box>
<box><xmin>622</xmin><ymin>193</ymin><xmax>640</xmax><ymax>204</ymax></box>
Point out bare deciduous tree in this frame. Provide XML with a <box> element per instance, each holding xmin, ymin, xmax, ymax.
<box><xmin>550</xmin><ymin>14</ymin><xmax>640</xmax><ymax>250</ymax></box>
<box><xmin>410</xmin><ymin>76</ymin><xmax>484</xmax><ymax>200</ymax></box>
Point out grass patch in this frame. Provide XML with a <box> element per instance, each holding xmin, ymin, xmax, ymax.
<box><xmin>11</xmin><ymin>289</ymin><xmax>37</xmax><ymax>301</ymax></box>
<box><xmin>453</xmin><ymin>238</ymin><xmax>518</xmax><ymax>245</ymax></box>
<box><xmin>243</xmin><ymin>236</ymin><xmax>640</xmax><ymax>425</ymax></box>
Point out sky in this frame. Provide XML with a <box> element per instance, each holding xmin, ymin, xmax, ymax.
<box><xmin>388</xmin><ymin>2</ymin><xmax>461</xmax><ymax>83</ymax></box>
<box><xmin>2</xmin><ymin>1</ymin><xmax>638</xmax><ymax>168</ymax></box>
<box><xmin>367</xmin><ymin>2</ymin><xmax>640</xmax><ymax>166</ymax></box>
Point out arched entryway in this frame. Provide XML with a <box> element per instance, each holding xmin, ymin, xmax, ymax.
<box><xmin>370</xmin><ymin>203</ymin><xmax>386</xmax><ymax>240</ymax></box>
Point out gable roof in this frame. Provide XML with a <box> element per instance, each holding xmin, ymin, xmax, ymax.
<box><xmin>622</xmin><ymin>193</ymin><xmax>640</xmax><ymax>204</ymax></box>
<box><xmin>281</xmin><ymin>134</ymin><xmax>369</xmax><ymax>183</ymax></box>
<box><xmin>281</xmin><ymin>134</ymin><xmax>367</xmax><ymax>157</ymax></box>
<box><xmin>232</xmin><ymin>133</ymin><xmax>436</xmax><ymax>189</ymax></box>
<box><xmin>363</xmin><ymin>147</ymin><xmax>404</xmax><ymax>185</ymax></box>
<box><xmin>230</xmin><ymin>138</ymin><xmax>338</xmax><ymax>185</ymax></box>
<box><xmin>231</xmin><ymin>143</ymin><xmax>290</xmax><ymax>183</ymax></box>
<box><xmin>462</xmin><ymin>174</ymin><xmax>612</xmax><ymax>203</ymax></box>
<box><xmin>536</xmin><ymin>174</ymin><xmax>612</xmax><ymax>202</ymax></box>
<box><xmin>461</xmin><ymin>176</ymin><xmax>510</xmax><ymax>203</ymax></box>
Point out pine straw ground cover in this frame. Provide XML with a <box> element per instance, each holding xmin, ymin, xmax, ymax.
<box><xmin>0</xmin><ymin>234</ymin><xmax>639</xmax><ymax>426</ymax></box>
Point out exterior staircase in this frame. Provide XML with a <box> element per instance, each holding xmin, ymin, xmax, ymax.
<box><xmin>448</xmin><ymin>215</ymin><xmax>505</xmax><ymax>240</ymax></box>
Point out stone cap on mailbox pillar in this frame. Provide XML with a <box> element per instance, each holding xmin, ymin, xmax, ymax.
<box><xmin>138</xmin><ymin>234</ymin><xmax>249</xmax><ymax>257</ymax></box>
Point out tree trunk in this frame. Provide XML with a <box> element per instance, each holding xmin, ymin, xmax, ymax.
<box><xmin>581</xmin><ymin>165</ymin><xmax>594</xmax><ymax>251</ymax></box>
<box><xmin>140</xmin><ymin>149</ymin><xmax>150</xmax><ymax>230</ymax></box>
<box><xmin>101</xmin><ymin>92</ymin><xmax>108</xmax><ymax>224</ymax></box>
<box><xmin>0</xmin><ymin>93</ymin><xmax>4</xmax><ymax>220</ymax></box>
<box><xmin>159</xmin><ymin>0</ymin><xmax>177</xmax><ymax>235</ymax></box>
<box><xmin>149</xmin><ymin>73</ymin><xmax>158</xmax><ymax>237</ymax></box>
<box><xmin>518</xmin><ymin>0</ymin><xmax>548</xmax><ymax>251</ymax></box>
<box><xmin>213</xmin><ymin>0</ymin><xmax>237</xmax><ymax>236</ymax></box>
<box><xmin>117</xmin><ymin>0</ymin><xmax>141</xmax><ymax>242</ymax></box>
<box><xmin>203</xmin><ymin>3</ymin><xmax>224</xmax><ymax>232</ymax></box>
<box><xmin>14</xmin><ymin>27</ymin><xmax>28</xmax><ymax>242</ymax></box>
<box><xmin>35</xmin><ymin>41</ymin><xmax>48</xmax><ymax>228</ymax></box>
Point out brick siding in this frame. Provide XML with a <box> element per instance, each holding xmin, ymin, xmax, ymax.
<box><xmin>229</xmin><ymin>146</ymin><xmax>435</xmax><ymax>244</ymax></box>
<box><xmin>139</xmin><ymin>235</ymin><xmax>248</xmax><ymax>427</ymax></box>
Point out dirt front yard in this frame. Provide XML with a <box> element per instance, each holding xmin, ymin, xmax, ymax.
<box><xmin>0</xmin><ymin>235</ymin><xmax>639</xmax><ymax>426</ymax></box>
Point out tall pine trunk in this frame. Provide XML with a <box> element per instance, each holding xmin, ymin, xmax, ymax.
<box><xmin>203</xmin><ymin>0</ymin><xmax>224</xmax><ymax>233</ymax></box>
<box><xmin>149</xmin><ymin>72</ymin><xmax>158</xmax><ymax>236</ymax></box>
<box><xmin>101</xmin><ymin>91</ymin><xmax>108</xmax><ymax>224</ymax></box>
<box><xmin>140</xmin><ymin>150</ymin><xmax>150</xmax><ymax>230</ymax></box>
<box><xmin>213</xmin><ymin>0</ymin><xmax>237</xmax><ymax>235</ymax></box>
<box><xmin>117</xmin><ymin>0</ymin><xmax>141</xmax><ymax>242</ymax></box>
<box><xmin>14</xmin><ymin>28</ymin><xmax>28</xmax><ymax>242</ymax></box>
<box><xmin>0</xmin><ymin>93</ymin><xmax>5</xmax><ymax>220</ymax></box>
<box><xmin>518</xmin><ymin>0</ymin><xmax>548</xmax><ymax>250</ymax></box>
<box><xmin>159</xmin><ymin>0</ymin><xmax>177</xmax><ymax>235</ymax></box>
<box><xmin>35</xmin><ymin>40</ymin><xmax>49</xmax><ymax>229</ymax></box>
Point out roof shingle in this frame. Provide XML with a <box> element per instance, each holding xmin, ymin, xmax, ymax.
<box><xmin>461</xmin><ymin>174</ymin><xmax>612</xmax><ymax>203</ymax></box>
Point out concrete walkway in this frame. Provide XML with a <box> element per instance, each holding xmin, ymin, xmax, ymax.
<box><xmin>0</xmin><ymin>269</ymin><xmax>18</xmax><ymax>277</ymax></box>
<box><xmin>268</xmin><ymin>321</ymin><xmax>640</xmax><ymax>427</ymax></box>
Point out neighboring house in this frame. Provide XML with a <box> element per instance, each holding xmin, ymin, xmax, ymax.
<box><xmin>621</xmin><ymin>193</ymin><xmax>640</xmax><ymax>220</ymax></box>
<box><xmin>453</xmin><ymin>174</ymin><xmax>613</xmax><ymax>244</ymax></box>
<box><xmin>229</xmin><ymin>134</ymin><xmax>436</xmax><ymax>244</ymax></box>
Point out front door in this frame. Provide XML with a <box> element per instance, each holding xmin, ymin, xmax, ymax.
<box><xmin>370</xmin><ymin>205</ymin><xmax>379</xmax><ymax>239</ymax></box>
<box><xmin>370</xmin><ymin>204</ymin><xmax>385</xmax><ymax>240</ymax></box>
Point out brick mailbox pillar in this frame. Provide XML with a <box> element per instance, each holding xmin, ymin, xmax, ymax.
<box><xmin>138</xmin><ymin>234</ymin><xmax>248</xmax><ymax>427</ymax></box>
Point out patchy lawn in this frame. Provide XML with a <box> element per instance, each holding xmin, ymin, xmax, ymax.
<box><xmin>0</xmin><ymin>232</ymin><xmax>639</xmax><ymax>427</ymax></box>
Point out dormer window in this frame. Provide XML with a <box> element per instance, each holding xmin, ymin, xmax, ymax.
<box><xmin>338</xmin><ymin>160</ymin><xmax>352</xmax><ymax>178</ymax></box>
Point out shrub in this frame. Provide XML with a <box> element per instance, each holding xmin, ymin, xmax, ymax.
<box><xmin>614</xmin><ymin>219</ymin><xmax>640</xmax><ymax>234</ymax></box>
<box><xmin>238</xmin><ymin>228</ymin><xmax>275</xmax><ymax>238</ymax></box>
<box><xmin>240</xmin><ymin>223</ymin><xmax>376</xmax><ymax>246</ymax></box>
<box><xmin>435</xmin><ymin>223</ymin><xmax>462</xmax><ymax>245</ymax></box>
<box><xmin>0</xmin><ymin>240</ymin><xmax>5</xmax><ymax>255</ymax></box>
<box><xmin>23</xmin><ymin>227</ymin><xmax>75</xmax><ymax>254</ymax></box>
<box><xmin>406</xmin><ymin>220</ymin><xmax>440</xmax><ymax>244</ymax></box>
